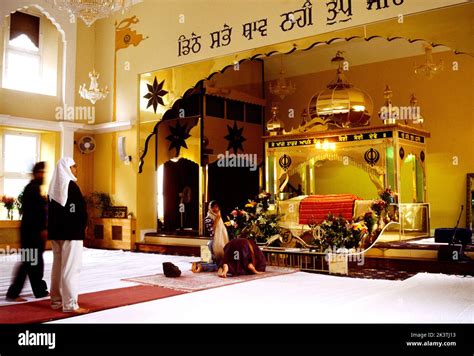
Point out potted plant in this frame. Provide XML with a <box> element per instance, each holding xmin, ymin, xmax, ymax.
<box><xmin>87</xmin><ymin>191</ymin><xmax>114</xmax><ymax>218</ymax></box>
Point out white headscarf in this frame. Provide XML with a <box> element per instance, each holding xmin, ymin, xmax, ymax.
<box><xmin>207</xmin><ymin>201</ymin><xmax>229</xmax><ymax>261</ymax></box>
<box><xmin>48</xmin><ymin>157</ymin><xmax>77</xmax><ymax>207</ymax></box>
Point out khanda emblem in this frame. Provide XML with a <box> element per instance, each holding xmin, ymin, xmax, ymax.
<box><xmin>278</xmin><ymin>154</ymin><xmax>292</xmax><ymax>194</ymax></box>
<box><xmin>279</xmin><ymin>154</ymin><xmax>292</xmax><ymax>171</ymax></box>
<box><xmin>115</xmin><ymin>16</ymin><xmax>148</xmax><ymax>52</ymax></box>
<box><xmin>364</xmin><ymin>148</ymin><xmax>380</xmax><ymax>166</ymax></box>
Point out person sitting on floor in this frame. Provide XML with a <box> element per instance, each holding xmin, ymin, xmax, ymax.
<box><xmin>218</xmin><ymin>234</ymin><xmax>266</xmax><ymax>278</ymax></box>
<box><xmin>192</xmin><ymin>200</ymin><xmax>229</xmax><ymax>273</ymax></box>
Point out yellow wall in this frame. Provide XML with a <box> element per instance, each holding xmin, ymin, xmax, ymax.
<box><xmin>292</xmin><ymin>160</ymin><xmax>379</xmax><ymax>199</ymax></box>
<box><xmin>40</xmin><ymin>131</ymin><xmax>60</xmax><ymax>193</ymax></box>
<box><xmin>75</xmin><ymin>22</ymin><xmax>96</xmax><ymax>120</ymax></box>
<box><xmin>75</xmin><ymin>129</ymin><xmax>138</xmax><ymax>220</ymax></box>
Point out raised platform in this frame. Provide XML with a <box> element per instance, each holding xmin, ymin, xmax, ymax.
<box><xmin>136</xmin><ymin>233</ymin><xmax>474</xmax><ymax>276</ymax></box>
<box><xmin>368</xmin><ymin>237</ymin><xmax>474</xmax><ymax>259</ymax></box>
<box><xmin>136</xmin><ymin>233</ymin><xmax>210</xmax><ymax>257</ymax></box>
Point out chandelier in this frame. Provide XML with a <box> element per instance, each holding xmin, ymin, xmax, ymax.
<box><xmin>79</xmin><ymin>69</ymin><xmax>109</xmax><ymax>104</ymax></box>
<box><xmin>414</xmin><ymin>45</ymin><xmax>444</xmax><ymax>79</ymax></box>
<box><xmin>269</xmin><ymin>57</ymin><xmax>296</xmax><ymax>100</ymax></box>
<box><xmin>53</xmin><ymin>0</ymin><xmax>131</xmax><ymax>27</ymax></box>
<box><xmin>308</xmin><ymin>52</ymin><xmax>373</xmax><ymax>129</ymax></box>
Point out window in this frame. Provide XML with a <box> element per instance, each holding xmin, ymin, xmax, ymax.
<box><xmin>226</xmin><ymin>99</ymin><xmax>244</xmax><ymax>121</ymax></box>
<box><xmin>206</xmin><ymin>95</ymin><xmax>225</xmax><ymax>118</ymax></box>
<box><xmin>2</xmin><ymin>10</ymin><xmax>59</xmax><ymax>96</ymax></box>
<box><xmin>1</xmin><ymin>132</ymin><xmax>39</xmax><ymax>198</ymax></box>
<box><xmin>245</xmin><ymin>103</ymin><xmax>263</xmax><ymax>124</ymax></box>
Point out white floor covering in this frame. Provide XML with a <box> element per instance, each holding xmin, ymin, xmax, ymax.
<box><xmin>1</xmin><ymin>248</ymin><xmax>473</xmax><ymax>323</ymax></box>
<box><xmin>0</xmin><ymin>247</ymin><xmax>198</xmax><ymax>307</ymax></box>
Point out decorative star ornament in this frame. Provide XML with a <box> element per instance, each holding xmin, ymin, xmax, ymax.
<box><xmin>224</xmin><ymin>121</ymin><xmax>246</xmax><ymax>154</ymax></box>
<box><xmin>166</xmin><ymin>121</ymin><xmax>191</xmax><ymax>156</ymax></box>
<box><xmin>143</xmin><ymin>77</ymin><xmax>168</xmax><ymax>113</ymax></box>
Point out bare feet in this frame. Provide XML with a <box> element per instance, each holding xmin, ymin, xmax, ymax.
<box><xmin>191</xmin><ymin>262</ymin><xmax>203</xmax><ymax>273</ymax></box>
<box><xmin>248</xmin><ymin>263</ymin><xmax>263</xmax><ymax>275</ymax></box>
<box><xmin>64</xmin><ymin>307</ymin><xmax>90</xmax><ymax>314</ymax></box>
<box><xmin>6</xmin><ymin>296</ymin><xmax>27</xmax><ymax>302</ymax></box>
<box><xmin>218</xmin><ymin>264</ymin><xmax>229</xmax><ymax>278</ymax></box>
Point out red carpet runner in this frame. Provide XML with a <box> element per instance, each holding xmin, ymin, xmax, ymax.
<box><xmin>0</xmin><ymin>285</ymin><xmax>186</xmax><ymax>324</ymax></box>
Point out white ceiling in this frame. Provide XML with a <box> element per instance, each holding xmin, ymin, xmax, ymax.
<box><xmin>264</xmin><ymin>37</ymin><xmax>450</xmax><ymax>81</ymax></box>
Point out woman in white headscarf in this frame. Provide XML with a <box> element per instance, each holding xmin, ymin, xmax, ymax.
<box><xmin>192</xmin><ymin>200</ymin><xmax>229</xmax><ymax>273</ymax></box>
<box><xmin>48</xmin><ymin>157</ymin><xmax>89</xmax><ymax>314</ymax></box>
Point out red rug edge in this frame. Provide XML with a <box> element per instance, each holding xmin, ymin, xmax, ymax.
<box><xmin>0</xmin><ymin>284</ymin><xmax>188</xmax><ymax>324</ymax></box>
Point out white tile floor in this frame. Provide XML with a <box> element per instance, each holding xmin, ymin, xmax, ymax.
<box><xmin>1</xmin><ymin>248</ymin><xmax>473</xmax><ymax>323</ymax></box>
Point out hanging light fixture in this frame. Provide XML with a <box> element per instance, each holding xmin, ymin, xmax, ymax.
<box><xmin>269</xmin><ymin>56</ymin><xmax>296</xmax><ymax>100</ymax></box>
<box><xmin>414</xmin><ymin>45</ymin><xmax>444</xmax><ymax>79</ymax></box>
<box><xmin>52</xmin><ymin>0</ymin><xmax>131</xmax><ymax>27</ymax></box>
<box><xmin>308</xmin><ymin>52</ymin><xmax>373</xmax><ymax>129</ymax></box>
<box><xmin>79</xmin><ymin>69</ymin><xmax>109</xmax><ymax>104</ymax></box>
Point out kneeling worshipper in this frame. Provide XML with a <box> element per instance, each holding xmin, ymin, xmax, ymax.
<box><xmin>218</xmin><ymin>236</ymin><xmax>266</xmax><ymax>278</ymax></box>
<box><xmin>192</xmin><ymin>200</ymin><xmax>228</xmax><ymax>273</ymax></box>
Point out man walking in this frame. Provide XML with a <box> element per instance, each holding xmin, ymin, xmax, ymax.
<box><xmin>6</xmin><ymin>162</ymin><xmax>49</xmax><ymax>302</ymax></box>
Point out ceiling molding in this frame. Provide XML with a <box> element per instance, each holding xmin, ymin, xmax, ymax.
<box><xmin>0</xmin><ymin>114</ymin><xmax>133</xmax><ymax>134</ymax></box>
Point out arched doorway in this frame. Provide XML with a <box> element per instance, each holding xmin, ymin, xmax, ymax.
<box><xmin>162</xmin><ymin>158</ymin><xmax>199</xmax><ymax>233</ymax></box>
<box><xmin>207</xmin><ymin>160</ymin><xmax>260</xmax><ymax>218</ymax></box>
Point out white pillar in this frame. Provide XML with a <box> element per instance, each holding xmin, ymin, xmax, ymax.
<box><xmin>60</xmin><ymin>123</ymin><xmax>76</xmax><ymax>158</ymax></box>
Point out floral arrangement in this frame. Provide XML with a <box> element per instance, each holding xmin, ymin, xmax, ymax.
<box><xmin>314</xmin><ymin>214</ymin><xmax>368</xmax><ymax>250</ymax></box>
<box><xmin>225</xmin><ymin>208</ymin><xmax>251</xmax><ymax>238</ymax></box>
<box><xmin>2</xmin><ymin>196</ymin><xmax>16</xmax><ymax>220</ymax></box>
<box><xmin>1</xmin><ymin>196</ymin><xmax>16</xmax><ymax>210</ymax></box>
<box><xmin>225</xmin><ymin>191</ymin><xmax>280</xmax><ymax>243</ymax></box>
<box><xmin>370</xmin><ymin>199</ymin><xmax>387</xmax><ymax>217</ymax></box>
<box><xmin>379</xmin><ymin>187</ymin><xmax>397</xmax><ymax>205</ymax></box>
<box><xmin>360</xmin><ymin>211</ymin><xmax>376</xmax><ymax>235</ymax></box>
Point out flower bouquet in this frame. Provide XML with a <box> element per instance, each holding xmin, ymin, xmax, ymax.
<box><xmin>224</xmin><ymin>192</ymin><xmax>281</xmax><ymax>243</ymax></box>
<box><xmin>370</xmin><ymin>199</ymin><xmax>387</xmax><ymax>217</ymax></box>
<box><xmin>225</xmin><ymin>208</ymin><xmax>251</xmax><ymax>239</ymax></box>
<box><xmin>1</xmin><ymin>196</ymin><xmax>16</xmax><ymax>220</ymax></box>
<box><xmin>379</xmin><ymin>187</ymin><xmax>397</xmax><ymax>205</ymax></box>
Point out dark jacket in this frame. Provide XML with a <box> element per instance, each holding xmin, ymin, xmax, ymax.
<box><xmin>20</xmin><ymin>179</ymin><xmax>47</xmax><ymax>248</ymax></box>
<box><xmin>48</xmin><ymin>181</ymin><xmax>88</xmax><ymax>240</ymax></box>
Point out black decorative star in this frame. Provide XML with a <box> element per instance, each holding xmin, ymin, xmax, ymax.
<box><xmin>224</xmin><ymin>121</ymin><xmax>246</xmax><ymax>154</ymax></box>
<box><xmin>143</xmin><ymin>77</ymin><xmax>168</xmax><ymax>113</ymax></box>
<box><xmin>166</xmin><ymin>121</ymin><xmax>191</xmax><ymax>156</ymax></box>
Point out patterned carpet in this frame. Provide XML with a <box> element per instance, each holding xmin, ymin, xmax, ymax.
<box><xmin>347</xmin><ymin>268</ymin><xmax>416</xmax><ymax>280</ymax></box>
<box><xmin>122</xmin><ymin>266</ymin><xmax>297</xmax><ymax>292</ymax></box>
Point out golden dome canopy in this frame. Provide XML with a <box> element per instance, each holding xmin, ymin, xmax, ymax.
<box><xmin>309</xmin><ymin>54</ymin><xmax>373</xmax><ymax>129</ymax></box>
